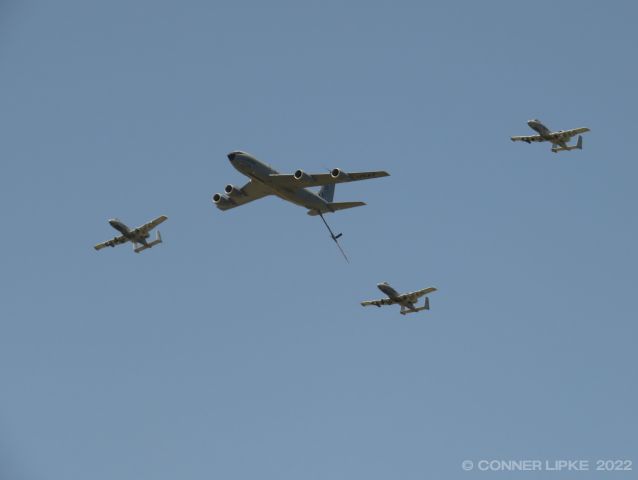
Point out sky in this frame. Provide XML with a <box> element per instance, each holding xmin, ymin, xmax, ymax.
<box><xmin>1</xmin><ymin>1</ymin><xmax>637</xmax><ymax>479</ymax></box>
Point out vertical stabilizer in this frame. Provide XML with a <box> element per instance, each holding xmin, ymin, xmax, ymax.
<box><xmin>318</xmin><ymin>184</ymin><xmax>335</xmax><ymax>202</ymax></box>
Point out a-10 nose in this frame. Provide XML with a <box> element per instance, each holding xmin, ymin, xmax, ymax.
<box><xmin>227</xmin><ymin>152</ymin><xmax>236</xmax><ymax>162</ymax></box>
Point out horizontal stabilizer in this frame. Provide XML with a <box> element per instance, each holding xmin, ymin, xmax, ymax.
<box><xmin>399</xmin><ymin>305</ymin><xmax>429</xmax><ymax>315</ymax></box>
<box><xmin>552</xmin><ymin>135</ymin><xmax>583</xmax><ymax>153</ymax></box>
<box><xmin>399</xmin><ymin>297</ymin><xmax>431</xmax><ymax>315</ymax></box>
<box><xmin>307</xmin><ymin>201</ymin><xmax>366</xmax><ymax>216</ymax></box>
<box><xmin>134</xmin><ymin>231</ymin><xmax>163</xmax><ymax>253</ymax></box>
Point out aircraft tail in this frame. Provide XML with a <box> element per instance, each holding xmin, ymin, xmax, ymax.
<box><xmin>307</xmin><ymin>201</ymin><xmax>366</xmax><ymax>216</ymax></box>
<box><xmin>552</xmin><ymin>135</ymin><xmax>583</xmax><ymax>153</ymax></box>
<box><xmin>318</xmin><ymin>184</ymin><xmax>335</xmax><ymax>202</ymax></box>
<box><xmin>134</xmin><ymin>230</ymin><xmax>162</xmax><ymax>253</ymax></box>
<box><xmin>399</xmin><ymin>297</ymin><xmax>431</xmax><ymax>315</ymax></box>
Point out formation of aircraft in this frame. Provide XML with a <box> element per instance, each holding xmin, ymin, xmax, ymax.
<box><xmin>94</xmin><ymin>119</ymin><xmax>588</xmax><ymax>314</ymax></box>
<box><xmin>361</xmin><ymin>282</ymin><xmax>437</xmax><ymax>315</ymax></box>
<box><xmin>511</xmin><ymin>119</ymin><xmax>590</xmax><ymax>153</ymax></box>
<box><xmin>94</xmin><ymin>216</ymin><xmax>167</xmax><ymax>253</ymax></box>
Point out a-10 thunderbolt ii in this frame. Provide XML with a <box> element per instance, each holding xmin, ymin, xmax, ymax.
<box><xmin>511</xmin><ymin>119</ymin><xmax>590</xmax><ymax>153</ymax></box>
<box><xmin>361</xmin><ymin>282</ymin><xmax>437</xmax><ymax>315</ymax></box>
<box><xmin>94</xmin><ymin>215</ymin><xmax>167</xmax><ymax>253</ymax></box>
<box><xmin>212</xmin><ymin>151</ymin><xmax>389</xmax><ymax>260</ymax></box>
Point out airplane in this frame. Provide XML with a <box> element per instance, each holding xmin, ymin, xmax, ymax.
<box><xmin>511</xmin><ymin>119</ymin><xmax>590</xmax><ymax>153</ymax></box>
<box><xmin>212</xmin><ymin>151</ymin><xmax>389</xmax><ymax>260</ymax></box>
<box><xmin>361</xmin><ymin>282</ymin><xmax>437</xmax><ymax>315</ymax></box>
<box><xmin>94</xmin><ymin>215</ymin><xmax>167</xmax><ymax>253</ymax></box>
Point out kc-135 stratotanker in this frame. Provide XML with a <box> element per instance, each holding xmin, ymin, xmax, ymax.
<box><xmin>212</xmin><ymin>151</ymin><xmax>389</xmax><ymax>261</ymax></box>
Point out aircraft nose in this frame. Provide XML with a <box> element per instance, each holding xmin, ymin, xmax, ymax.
<box><xmin>228</xmin><ymin>151</ymin><xmax>243</xmax><ymax>162</ymax></box>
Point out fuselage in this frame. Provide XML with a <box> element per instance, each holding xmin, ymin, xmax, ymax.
<box><xmin>527</xmin><ymin>119</ymin><xmax>552</xmax><ymax>139</ymax></box>
<box><xmin>227</xmin><ymin>151</ymin><xmax>330</xmax><ymax>212</ymax></box>
<box><xmin>109</xmin><ymin>219</ymin><xmax>130</xmax><ymax>235</ymax></box>
<box><xmin>377</xmin><ymin>282</ymin><xmax>415</xmax><ymax>310</ymax></box>
<box><xmin>109</xmin><ymin>219</ymin><xmax>148</xmax><ymax>244</ymax></box>
<box><xmin>377</xmin><ymin>282</ymin><xmax>400</xmax><ymax>299</ymax></box>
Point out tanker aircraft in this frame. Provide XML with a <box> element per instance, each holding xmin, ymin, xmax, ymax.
<box><xmin>511</xmin><ymin>119</ymin><xmax>590</xmax><ymax>153</ymax></box>
<box><xmin>212</xmin><ymin>151</ymin><xmax>389</xmax><ymax>260</ymax></box>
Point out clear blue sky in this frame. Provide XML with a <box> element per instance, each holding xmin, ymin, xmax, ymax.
<box><xmin>1</xmin><ymin>1</ymin><xmax>636</xmax><ymax>479</ymax></box>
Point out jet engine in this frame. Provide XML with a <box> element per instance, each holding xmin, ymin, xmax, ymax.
<box><xmin>212</xmin><ymin>193</ymin><xmax>234</xmax><ymax>207</ymax></box>
<box><xmin>294</xmin><ymin>169</ymin><xmax>315</xmax><ymax>182</ymax></box>
<box><xmin>224</xmin><ymin>184</ymin><xmax>245</xmax><ymax>198</ymax></box>
<box><xmin>330</xmin><ymin>168</ymin><xmax>351</xmax><ymax>180</ymax></box>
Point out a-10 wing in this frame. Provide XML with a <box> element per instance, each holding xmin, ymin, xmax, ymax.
<box><xmin>511</xmin><ymin>127</ymin><xmax>590</xmax><ymax>144</ymax></box>
<box><xmin>546</xmin><ymin>127</ymin><xmax>590</xmax><ymax>141</ymax></box>
<box><xmin>511</xmin><ymin>134</ymin><xmax>544</xmax><ymax>143</ymax></box>
<box><xmin>94</xmin><ymin>235</ymin><xmax>128</xmax><ymax>250</ymax></box>
<box><xmin>398</xmin><ymin>287</ymin><xmax>437</xmax><ymax>303</ymax></box>
<box><xmin>268</xmin><ymin>170</ymin><xmax>389</xmax><ymax>189</ymax></box>
<box><xmin>132</xmin><ymin>215</ymin><xmax>168</xmax><ymax>236</ymax></box>
<box><xmin>361</xmin><ymin>297</ymin><xmax>395</xmax><ymax>307</ymax></box>
<box><xmin>361</xmin><ymin>287</ymin><xmax>437</xmax><ymax>307</ymax></box>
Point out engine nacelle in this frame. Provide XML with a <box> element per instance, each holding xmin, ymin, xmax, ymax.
<box><xmin>294</xmin><ymin>169</ymin><xmax>315</xmax><ymax>182</ymax></box>
<box><xmin>224</xmin><ymin>184</ymin><xmax>246</xmax><ymax>198</ymax></box>
<box><xmin>212</xmin><ymin>193</ymin><xmax>234</xmax><ymax>207</ymax></box>
<box><xmin>330</xmin><ymin>168</ymin><xmax>350</xmax><ymax>180</ymax></box>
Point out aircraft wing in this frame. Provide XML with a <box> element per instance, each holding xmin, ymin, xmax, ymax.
<box><xmin>399</xmin><ymin>286</ymin><xmax>437</xmax><ymax>302</ymax></box>
<box><xmin>133</xmin><ymin>215</ymin><xmax>168</xmax><ymax>235</ymax></box>
<box><xmin>361</xmin><ymin>297</ymin><xmax>395</xmax><ymax>307</ymax></box>
<box><xmin>511</xmin><ymin>135</ymin><xmax>545</xmax><ymax>143</ymax></box>
<box><xmin>214</xmin><ymin>180</ymin><xmax>272</xmax><ymax>211</ymax></box>
<box><xmin>94</xmin><ymin>235</ymin><xmax>128</xmax><ymax>250</ymax></box>
<box><xmin>547</xmin><ymin>127</ymin><xmax>590</xmax><ymax>141</ymax></box>
<box><xmin>268</xmin><ymin>170</ymin><xmax>389</xmax><ymax>189</ymax></box>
